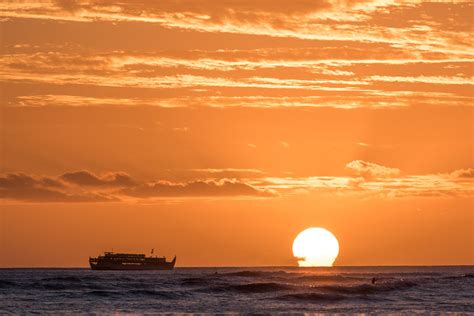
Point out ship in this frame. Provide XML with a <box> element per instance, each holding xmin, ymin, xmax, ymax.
<box><xmin>89</xmin><ymin>250</ymin><xmax>176</xmax><ymax>270</ymax></box>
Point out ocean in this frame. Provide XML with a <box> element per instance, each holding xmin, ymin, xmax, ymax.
<box><xmin>1</xmin><ymin>266</ymin><xmax>473</xmax><ymax>314</ymax></box>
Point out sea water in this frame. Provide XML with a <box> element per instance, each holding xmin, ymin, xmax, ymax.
<box><xmin>1</xmin><ymin>266</ymin><xmax>473</xmax><ymax>313</ymax></box>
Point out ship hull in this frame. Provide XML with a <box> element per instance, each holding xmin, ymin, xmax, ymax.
<box><xmin>90</xmin><ymin>263</ymin><xmax>175</xmax><ymax>271</ymax></box>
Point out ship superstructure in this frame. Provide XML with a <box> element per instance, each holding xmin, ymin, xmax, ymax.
<box><xmin>89</xmin><ymin>251</ymin><xmax>176</xmax><ymax>270</ymax></box>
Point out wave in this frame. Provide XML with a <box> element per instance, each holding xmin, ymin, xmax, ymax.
<box><xmin>441</xmin><ymin>273</ymin><xmax>474</xmax><ymax>281</ymax></box>
<box><xmin>219</xmin><ymin>271</ymin><xmax>382</xmax><ymax>283</ymax></box>
<box><xmin>295</xmin><ymin>274</ymin><xmax>362</xmax><ymax>283</ymax></box>
<box><xmin>86</xmin><ymin>290</ymin><xmax>119</xmax><ymax>297</ymax></box>
<box><xmin>447</xmin><ymin>273</ymin><xmax>474</xmax><ymax>279</ymax></box>
<box><xmin>277</xmin><ymin>279</ymin><xmax>417</xmax><ymax>303</ymax></box>
<box><xmin>0</xmin><ymin>280</ymin><xmax>16</xmax><ymax>288</ymax></box>
<box><xmin>31</xmin><ymin>277</ymin><xmax>104</xmax><ymax>291</ymax></box>
<box><xmin>84</xmin><ymin>289</ymin><xmax>184</xmax><ymax>299</ymax></box>
<box><xmin>208</xmin><ymin>282</ymin><xmax>294</xmax><ymax>293</ymax></box>
<box><xmin>127</xmin><ymin>289</ymin><xmax>180</xmax><ymax>299</ymax></box>
<box><xmin>221</xmin><ymin>270</ymin><xmax>288</xmax><ymax>278</ymax></box>
<box><xmin>32</xmin><ymin>282</ymin><xmax>87</xmax><ymax>291</ymax></box>
<box><xmin>39</xmin><ymin>275</ymin><xmax>100</xmax><ymax>283</ymax></box>
<box><xmin>40</xmin><ymin>276</ymin><xmax>83</xmax><ymax>283</ymax></box>
<box><xmin>313</xmin><ymin>279</ymin><xmax>416</xmax><ymax>295</ymax></box>
<box><xmin>181</xmin><ymin>277</ymin><xmax>215</xmax><ymax>287</ymax></box>
<box><xmin>277</xmin><ymin>292</ymin><xmax>347</xmax><ymax>302</ymax></box>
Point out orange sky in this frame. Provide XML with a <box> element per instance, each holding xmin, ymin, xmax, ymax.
<box><xmin>0</xmin><ymin>0</ymin><xmax>473</xmax><ymax>267</ymax></box>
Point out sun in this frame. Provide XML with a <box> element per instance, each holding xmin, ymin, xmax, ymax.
<box><xmin>292</xmin><ymin>227</ymin><xmax>339</xmax><ymax>267</ymax></box>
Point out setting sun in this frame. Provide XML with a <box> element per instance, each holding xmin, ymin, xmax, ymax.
<box><xmin>293</xmin><ymin>228</ymin><xmax>340</xmax><ymax>267</ymax></box>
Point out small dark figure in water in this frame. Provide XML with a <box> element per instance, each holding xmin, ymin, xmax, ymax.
<box><xmin>372</xmin><ymin>277</ymin><xmax>377</xmax><ymax>284</ymax></box>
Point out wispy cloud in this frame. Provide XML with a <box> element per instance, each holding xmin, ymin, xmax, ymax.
<box><xmin>450</xmin><ymin>168</ymin><xmax>474</xmax><ymax>178</ymax></box>
<box><xmin>346</xmin><ymin>160</ymin><xmax>400</xmax><ymax>178</ymax></box>
<box><xmin>1</xmin><ymin>1</ymin><xmax>472</xmax><ymax>57</ymax></box>
<box><xmin>256</xmin><ymin>171</ymin><xmax>473</xmax><ymax>198</ymax></box>
<box><xmin>2</xmin><ymin>47</ymin><xmax>472</xmax><ymax>108</ymax></box>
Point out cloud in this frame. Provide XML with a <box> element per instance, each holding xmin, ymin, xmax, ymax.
<box><xmin>280</xmin><ymin>141</ymin><xmax>290</xmax><ymax>148</ymax></box>
<box><xmin>256</xmin><ymin>172</ymin><xmax>474</xmax><ymax>198</ymax></box>
<box><xmin>60</xmin><ymin>170</ymin><xmax>134</xmax><ymax>187</ymax></box>
<box><xmin>173</xmin><ymin>127</ymin><xmax>189</xmax><ymax>132</ymax></box>
<box><xmin>0</xmin><ymin>171</ymin><xmax>356</xmax><ymax>203</ymax></box>
<box><xmin>0</xmin><ymin>173</ymin><xmax>113</xmax><ymax>203</ymax></box>
<box><xmin>1</xmin><ymin>165</ymin><xmax>472</xmax><ymax>203</ymax></box>
<box><xmin>53</xmin><ymin>0</ymin><xmax>337</xmax><ymax>14</ymax></box>
<box><xmin>54</xmin><ymin>0</ymin><xmax>81</xmax><ymax>11</ymax></box>
<box><xmin>40</xmin><ymin>0</ymin><xmax>390</xmax><ymax>23</ymax></box>
<box><xmin>0</xmin><ymin>170</ymin><xmax>273</xmax><ymax>203</ymax></box>
<box><xmin>450</xmin><ymin>168</ymin><xmax>474</xmax><ymax>178</ymax></box>
<box><xmin>369</xmin><ymin>75</ymin><xmax>473</xmax><ymax>85</ymax></box>
<box><xmin>10</xmin><ymin>93</ymin><xmax>473</xmax><ymax>110</ymax></box>
<box><xmin>1</xmin><ymin>1</ymin><xmax>471</xmax><ymax>56</ymax></box>
<box><xmin>187</xmin><ymin>168</ymin><xmax>265</xmax><ymax>178</ymax></box>
<box><xmin>122</xmin><ymin>179</ymin><xmax>274</xmax><ymax>198</ymax></box>
<box><xmin>345</xmin><ymin>160</ymin><xmax>400</xmax><ymax>178</ymax></box>
<box><xmin>3</xmin><ymin>47</ymin><xmax>472</xmax><ymax>109</ymax></box>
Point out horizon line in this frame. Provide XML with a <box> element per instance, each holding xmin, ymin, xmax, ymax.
<box><xmin>1</xmin><ymin>264</ymin><xmax>473</xmax><ymax>270</ymax></box>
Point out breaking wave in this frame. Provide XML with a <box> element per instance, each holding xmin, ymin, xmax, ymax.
<box><xmin>276</xmin><ymin>279</ymin><xmax>418</xmax><ymax>302</ymax></box>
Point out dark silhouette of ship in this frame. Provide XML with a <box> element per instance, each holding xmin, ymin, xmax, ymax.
<box><xmin>89</xmin><ymin>250</ymin><xmax>176</xmax><ymax>270</ymax></box>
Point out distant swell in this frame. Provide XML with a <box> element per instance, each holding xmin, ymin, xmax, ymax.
<box><xmin>127</xmin><ymin>289</ymin><xmax>179</xmax><ymax>299</ymax></box>
<box><xmin>222</xmin><ymin>271</ymin><xmax>288</xmax><ymax>278</ymax></box>
<box><xmin>38</xmin><ymin>275</ymin><xmax>100</xmax><ymax>286</ymax></box>
<box><xmin>86</xmin><ymin>290</ymin><xmax>118</xmax><ymax>297</ymax></box>
<box><xmin>40</xmin><ymin>276</ymin><xmax>83</xmax><ymax>283</ymax></box>
<box><xmin>210</xmin><ymin>282</ymin><xmax>294</xmax><ymax>293</ymax></box>
<box><xmin>442</xmin><ymin>273</ymin><xmax>474</xmax><ymax>280</ymax></box>
<box><xmin>32</xmin><ymin>276</ymin><xmax>103</xmax><ymax>290</ymax></box>
<box><xmin>181</xmin><ymin>277</ymin><xmax>215</xmax><ymax>286</ymax></box>
<box><xmin>296</xmin><ymin>274</ymin><xmax>362</xmax><ymax>283</ymax></box>
<box><xmin>278</xmin><ymin>292</ymin><xmax>347</xmax><ymax>302</ymax></box>
<box><xmin>0</xmin><ymin>280</ymin><xmax>16</xmax><ymax>288</ymax></box>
